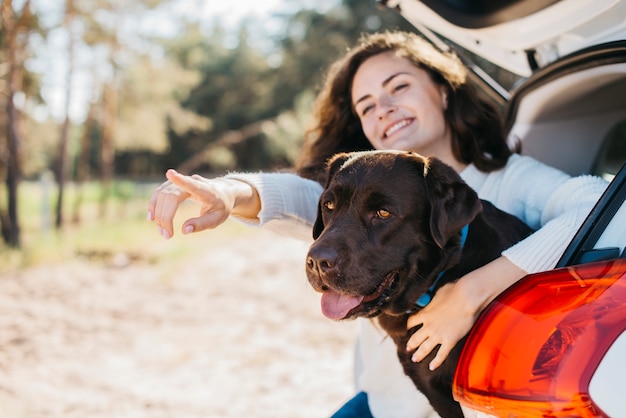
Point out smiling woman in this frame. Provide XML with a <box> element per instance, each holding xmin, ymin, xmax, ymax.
<box><xmin>351</xmin><ymin>52</ymin><xmax>455</xmax><ymax>169</ymax></box>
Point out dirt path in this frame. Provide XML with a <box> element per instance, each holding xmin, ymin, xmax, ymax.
<box><xmin>0</xmin><ymin>228</ymin><xmax>358</xmax><ymax>418</ymax></box>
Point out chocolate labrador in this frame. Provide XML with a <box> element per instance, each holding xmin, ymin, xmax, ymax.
<box><xmin>305</xmin><ymin>150</ymin><xmax>533</xmax><ymax>417</ymax></box>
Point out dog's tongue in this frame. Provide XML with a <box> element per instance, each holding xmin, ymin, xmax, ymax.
<box><xmin>321</xmin><ymin>290</ymin><xmax>364</xmax><ymax>320</ymax></box>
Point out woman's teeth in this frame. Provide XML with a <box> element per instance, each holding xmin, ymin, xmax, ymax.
<box><xmin>385</xmin><ymin>119</ymin><xmax>411</xmax><ymax>138</ymax></box>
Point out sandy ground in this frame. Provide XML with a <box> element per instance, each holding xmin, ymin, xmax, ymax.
<box><xmin>0</xmin><ymin>227</ymin><xmax>359</xmax><ymax>418</ymax></box>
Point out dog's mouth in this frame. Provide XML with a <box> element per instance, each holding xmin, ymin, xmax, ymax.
<box><xmin>320</xmin><ymin>271</ymin><xmax>398</xmax><ymax>320</ymax></box>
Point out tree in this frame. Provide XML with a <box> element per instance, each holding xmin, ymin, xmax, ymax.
<box><xmin>55</xmin><ymin>0</ymin><xmax>170</xmax><ymax>220</ymax></box>
<box><xmin>0</xmin><ymin>0</ymin><xmax>38</xmax><ymax>247</ymax></box>
<box><xmin>54</xmin><ymin>0</ymin><xmax>77</xmax><ymax>229</ymax></box>
<box><xmin>161</xmin><ymin>24</ymin><xmax>271</xmax><ymax>172</ymax></box>
<box><xmin>160</xmin><ymin>1</ymin><xmax>415</xmax><ymax>175</ymax></box>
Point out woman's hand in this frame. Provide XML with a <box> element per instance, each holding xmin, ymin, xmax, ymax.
<box><xmin>147</xmin><ymin>169</ymin><xmax>261</xmax><ymax>239</ymax></box>
<box><xmin>405</xmin><ymin>280</ymin><xmax>479</xmax><ymax>371</ymax></box>
<box><xmin>405</xmin><ymin>256</ymin><xmax>527</xmax><ymax>370</ymax></box>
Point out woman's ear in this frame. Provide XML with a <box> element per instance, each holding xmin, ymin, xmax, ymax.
<box><xmin>440</xmin><ymin>87</ymin><xmax>448</xmax><ymax>110</ymax></box>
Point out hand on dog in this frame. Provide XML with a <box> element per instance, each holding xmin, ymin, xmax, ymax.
<box><xmin>148</xmin><ymin>169</ymin><xmax>260</xmax><ymax>239</ymax></box>
<box><xmin>405</xmin><ymin>280</ymin><xmax>478</xmax><ymax>371</ymax></box>
<box><xmin>406</xmin><ymin>256</ymin><xmax>527</xmax><ymax>370</ymax></box>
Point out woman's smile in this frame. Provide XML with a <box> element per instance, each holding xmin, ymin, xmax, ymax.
<box><xmin>383</xmin><ymin>118</ymin><xmax>414</xmax><ymax>139</ymax></box>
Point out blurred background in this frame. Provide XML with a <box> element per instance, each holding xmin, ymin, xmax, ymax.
<box><xmin>0</xmin><ymin>3</ymin><xmax>416</xmax><ymax>416</ymax></box>
<box><xmin>0</xmin><ymin>0</ymin><xmax>414</xmax><ymax>267</ymax></box>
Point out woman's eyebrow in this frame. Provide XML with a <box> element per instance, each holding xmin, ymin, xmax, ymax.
<box><xmin>353</xmin><ymin>72</ymin><xmax>411</xmax><ymax>108</ymax></box>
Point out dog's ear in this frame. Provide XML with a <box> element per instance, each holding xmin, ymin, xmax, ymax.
<box><xmin>419</xmin><ymin>155</ymin><xmax>482</xmax><ymax>248</ymax></box>
<box><xmin>324</xmin><ymin>152</ymin><xmax>352</xmax><ymax>185</ymax></box>
<box><xmin>312</xmin><ymin>152</ymin><xmax>352</xmax><ymax>239</ymax></box>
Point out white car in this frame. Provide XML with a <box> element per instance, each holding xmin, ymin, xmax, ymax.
<box><xmin>379</xmin><ymin>0</ymin><xmax>626</xmax><ymax>416</ymax></box>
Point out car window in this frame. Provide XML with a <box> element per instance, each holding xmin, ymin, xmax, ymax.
<box><xmin>592</xmin><ymin>119</ymin><xmax>626</xmax><ymax>181</ymax></box>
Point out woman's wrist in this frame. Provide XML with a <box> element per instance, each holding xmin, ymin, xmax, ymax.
<box><xmin>223</xmin><ymin>178</ymin><xmax>262</xmax><ymax>220</ymax></box>
<box><xmin>458</xmin><ymin>256</ymin><xmax>528</xmax><ymax>315</ymax></box>
<box><xmin>454</xmin><ymin>271</ymin><xmax>491</xmax><ymax>319</ymax></box>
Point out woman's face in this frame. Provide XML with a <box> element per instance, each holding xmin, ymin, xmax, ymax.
<box><xmin>351</xmin><ymin>51</ymin><xmax>452</xmax><ymax>157</ymax></box>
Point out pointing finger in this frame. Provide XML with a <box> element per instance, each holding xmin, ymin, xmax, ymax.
<box><xmin>166</xmin><ymin>169</ymin><xmax>202</xmax><ymax>194</ymax></box>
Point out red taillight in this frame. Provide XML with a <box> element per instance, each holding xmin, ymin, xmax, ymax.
<box><xmin>453</xmin><ymin>259</ymin><xmax>626</xmax><ymax>417</ymax></box>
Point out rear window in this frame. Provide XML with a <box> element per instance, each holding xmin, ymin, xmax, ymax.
<box><xmin>593</xmin><ymin>119</ymin><xmax>626</xmax><ymax>181</ymax></box>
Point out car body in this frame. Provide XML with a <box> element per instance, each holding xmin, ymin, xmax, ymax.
<box><xmin>379</xmin><ymin>0</ymin><xmax>626</xmax><ymax>416</ymax></box>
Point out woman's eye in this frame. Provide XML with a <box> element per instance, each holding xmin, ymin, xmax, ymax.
<box><xmin>324</xmin><ymin>201</ymin><xmax>335</xmax><ymax>211</ymax></box>
<box><xmin>360</xmin><ymin>104</ymin><xmax>374</xmax><ymax>117</ymax></box>
<box><xmin>392</xmin><ymin>82</ymin><xmax>409</xmax><ymax>93</ymax></box>
<box><xmin>376</xmin><ymin>209</ymin><xmax>391</xmax><ymax>219</ymax></box>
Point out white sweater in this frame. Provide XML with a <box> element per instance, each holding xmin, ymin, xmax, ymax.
<box><xmin>226</xmin><ymin>154</ymin><xmax>608</xmax><ymax>418</ymax></box>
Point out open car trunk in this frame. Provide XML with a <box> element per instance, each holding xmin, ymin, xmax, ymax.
<box><xmin>380</xmin><ymin>0</ymin><xmax>626</xmax><ymax>178</ymax></box>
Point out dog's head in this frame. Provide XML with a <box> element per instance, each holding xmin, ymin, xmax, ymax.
<box><xmin>305</xmin><ymin>150</ymin><xmax>482</xmax><ymax>320</ymax></box>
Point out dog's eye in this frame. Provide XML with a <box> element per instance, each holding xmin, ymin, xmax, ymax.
<box><xmin>376</xmin><ymin>209</ymin><xmax>391</xmax><ymax>219</ymax></box>
<box><xmin>324</xmin><ymin>201</ymin><xmax>335</xmax><ymax>211</ymax></box>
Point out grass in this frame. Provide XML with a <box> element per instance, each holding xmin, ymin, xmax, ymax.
<box><xmin>0</xmin><ymin>180</ymin><xmax>253</xmax><ymax>274</ymax></box>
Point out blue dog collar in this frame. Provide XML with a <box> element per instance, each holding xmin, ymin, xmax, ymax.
<box><xmin>415</xmin><ymin>225</ymin><xmax>469</xmax><ymax>308</ymax></box>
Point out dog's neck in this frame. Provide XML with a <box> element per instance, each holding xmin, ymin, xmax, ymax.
<box><xmin>413</xmin><ymin>224</ymin><xmax>469</xmax><ymax>309</ymax></box>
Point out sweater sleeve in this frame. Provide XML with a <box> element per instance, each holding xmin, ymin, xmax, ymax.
<box><xmin>224</xmin><ymin>172</ymin><xmax>323</xmax><ymax>242</ymax></box>
<box><xmin>502</xmin><ymin>172</ymin><xmax>609</xmax><ymax>273</ymax></box>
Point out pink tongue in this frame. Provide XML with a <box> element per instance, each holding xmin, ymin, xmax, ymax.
<box><xmin>321</xmin><ymin>290</ymin><xmax>364</xmax><ymax>320</ymax></box>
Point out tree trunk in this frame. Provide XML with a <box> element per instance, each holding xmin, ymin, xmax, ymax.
<box><xmin>72</xmin><ymin>101</ymin><xmax>95</xmax><ymax>224</ymax></box>
<box><xmin>55</xmin><ymin>0</ymin><xmax>75</xmax><ymax>229</ymax></box>
<box><xmin>1</xmin><ymin>0</ymin><xmax>30</xmax><ymax>248</ymax></box>
<box><xmin>99</xmin><ymin>79</ymin><xmax>117</xmax><ymax>219</ymax></box>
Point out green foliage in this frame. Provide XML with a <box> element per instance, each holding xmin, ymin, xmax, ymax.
<box><xmin>158</xmin><ymin>1</ymin><xmax>414</xmax><ymax>175</ymax></box>
<box><xmin>116</xmin><ymin>54</ymin><xmax>206</xmax><ymax>154</ymax></box>
<box><xmin>15</xmin><ymin>0</ymin><xmax>417</xmax><ymax>180</ymax></box>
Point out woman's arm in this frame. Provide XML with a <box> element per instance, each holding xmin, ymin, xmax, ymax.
<box><xmin>501</xmin><ymin>173</ymin><xmax>609</xmax><ymax>273</ymax></box>
<box><xmin>148</xmin><ymin>169</ymin><xmax>261</xmax><ymax>239</ymax></box>
<box><xmin>148</xmin><ymin>169</ymin><xmax>323</xmax><ymax>241</ymax></box>
<box><xmin>224</xmin><ymin>171</ymin><xmax>323</xmax><ymax>240</ymax></box>
<box><xmin>405</xmin><ymin>159</ymin><xmax>609</xmax><ymax>370</ymax></box>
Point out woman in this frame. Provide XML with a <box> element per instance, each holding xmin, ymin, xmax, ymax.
<box><xmin>148</xmin><ymin>31</ymin><xmax>607</xmax><ymax>417</ymax></box>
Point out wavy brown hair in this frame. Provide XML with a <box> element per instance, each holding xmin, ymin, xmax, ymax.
<box><xmin>295</xmin><ymin>31</ymin><xmax>513</xmax><ymax>184</ymax></box>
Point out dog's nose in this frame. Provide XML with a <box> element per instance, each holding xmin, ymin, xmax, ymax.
<box><xmin>306</xmin><ymin>246</ymin><xmax>339</xmax><ymax>275</ymax></box>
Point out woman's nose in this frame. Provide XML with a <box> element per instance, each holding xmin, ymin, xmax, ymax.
<box><xmin>377</xmin><ymin>95</ymin><xmax>396</xmax><ymax>118</ymax></box>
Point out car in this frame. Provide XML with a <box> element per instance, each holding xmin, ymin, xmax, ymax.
<box><xmin>378</xmin><ymin>0</ymin><xmax>626</xmax><ymax>416</ymax></box>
